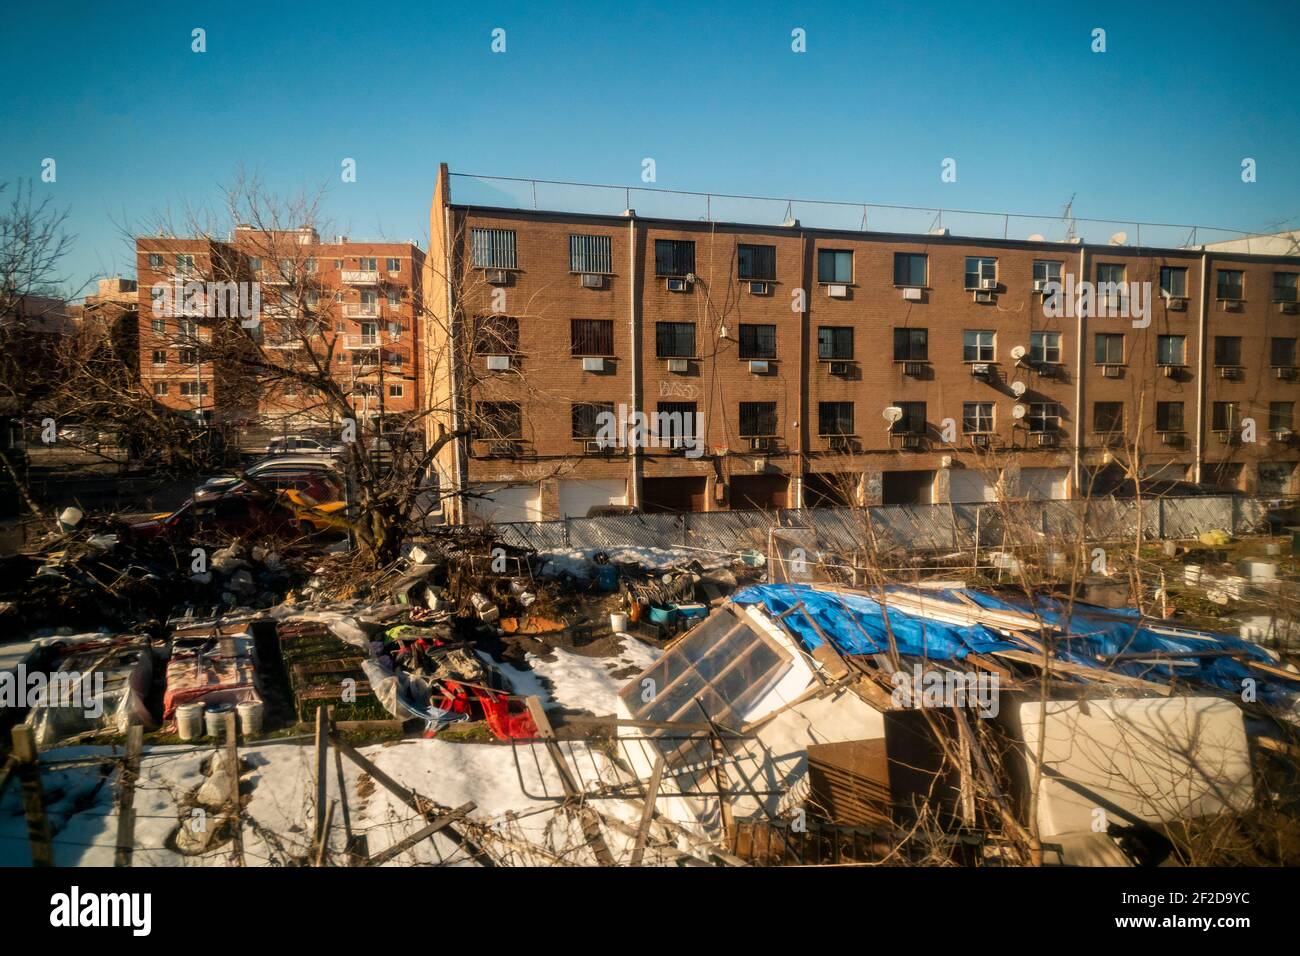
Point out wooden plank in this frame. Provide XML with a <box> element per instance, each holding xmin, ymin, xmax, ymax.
<box><xmin>525</xmin><ymin>695</ymin><xmax>616</xmax><ymax>866</ymax></box>
<box><xmin>224</xmin><ymin>710</ymin><xmax>244</xmax><ymax>866</ymax></box>
<box><xmin>11</xmin><ymin>726</ymin><xmax>52</xmax><ymax>867</ymax></box>
<box><xmin>312</xmin><ymin>706</ymin><xmax>329</xmax><ymax>851</ymax></box>
<box><xmin>313</xmin><ymin>801</ymin><xmax>335</xmax><ymax>867</ymax></box>
<box><xmin>113</xmin><ymin>724</ymin><xmax>144</xmax><ymax>867</ymax></box>
<box><xmin>364</xmin><ymin>802</ymin><xmax>475</xmax><ymax>867</ymax></box>
<box><xmin>629</xmin><ymin>755</ymin><xmax>666</xmax><ymax>867</ymax></box>
<box><xmin>991</xmin><ymin>648</ymin><xmax>1173</xmax><ymax>694</ymax></box>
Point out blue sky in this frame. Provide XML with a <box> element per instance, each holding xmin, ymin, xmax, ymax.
<box><xmin>2</xmin><ymin>0</ymin><xmax>1297</xmax><ymax>295</ymax></box>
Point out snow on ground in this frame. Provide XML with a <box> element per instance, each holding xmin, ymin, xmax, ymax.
<box><xmin>487</xmin><ymin>634</ymin><xmax>661</xmax><ymax>715</ymax></box>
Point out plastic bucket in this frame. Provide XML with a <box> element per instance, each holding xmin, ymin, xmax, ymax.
<box><xmin>609</xmin><ymin>612</ymin><xmax>629</xmax><ymax>633</ymax></box>
<box><xmin>203</xmin><ymin>703</ymin><xmax>232</xmax><ymax>738</ymax></box>
<box><xmin>176</xmin><ymin>701</ymin><xmax>205</xmax><ymax>741</ymax></box>
<box><xmin>236</xmin><ymin>700</ymin><xmax>265</xmax><ymax>738</ymax></box>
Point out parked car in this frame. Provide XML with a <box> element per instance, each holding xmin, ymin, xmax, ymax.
<box><xmin>128</xmin><ymin>488</ymin><xmax>350</xmax><ymax>543</ymax></box>
<box><xmin>265</xmin><ymin>435</ymin><xmax>345</xmax><ymax>457</ymax></box>
<box><xmin>193</xmin><ymin>470</ymin><xmax>344</xmax><ymax>505</ymax></box>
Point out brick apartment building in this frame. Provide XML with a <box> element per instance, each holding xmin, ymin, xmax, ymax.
<box><xmin>136</xmin><ymin>228</ymin><xmax>424</xmax><ymax>430</ymax></box>
<box><xmin>422</xmin><ymin>164</ymin><xmax>1300</xmax><ymax>524</ymax></box>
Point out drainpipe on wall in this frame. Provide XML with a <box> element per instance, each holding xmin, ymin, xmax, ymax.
<box><xmin>444</xmin><ymin>203</ymin><xmax>466</xmax><ymax>525</ymax></box>
<box><xmin>1073</xmin><ymin>245</ymin><xmax>1086</xmax><ymax>496</ymax></box>
<box><xmin>628</xmin><ymin>214</ymin><xmax>641</xmax><ymax>509</ymax></box>
<box><xmin>795</xmin><ymin>230</ymin><xmax>809</xmax><ymax>509</ymax></box>
<box><xmin>1194</xmin><ymin>251</ymin><xmax>1208</xmax><ymax>484</ymax></box>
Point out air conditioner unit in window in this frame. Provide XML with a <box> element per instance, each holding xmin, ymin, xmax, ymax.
<box><xmin>1033</xmin><ymin>279</ymin><xmax>1048</xmax><ymax>292</ymax></box>
<box><xmin>1166</xmin><ymin>296</ymin><xmax>1187</xmax><ymax>311</ymax></box>
<box><xmin>828</xmin><ymin>361</ymin><xmax>851</xmax><ymax>377</ymax></box>
<box><xmin>1279</xmin><ymin>302</ymin><xmax>1299</xmax><ymax>314</ymax></box>
<box><xmin>748</xmin><ymin>281</ymin><xmax>769</xmax><ymax>295</ymax></box>
<box><xmin>485</xmin><ymin>355</ymin><xmax>511</xmax><ymax>372</ymax></box>
<box><xmin>828</xmin><ymin>435</ymin><xmax>855</xmax><ymax>453</ymax></box>
<box><xmin>903</xmin><ymin>361</ymin><xmax>928</xmax><ymax>377</ymax></box>
<box><xmin>902</xmin><ymin>287</ymin><xmax>923</xmax><ymax>301</ymax></box>
<box><xmin>974</xmin><ymin>290</ymin><xmax>996</xmax><ymax>303</ymax></box>
<box><xmin>980</xmin><ymin>278</ymin><xmax>997</xmax><ymax>290</ymax></box>
<box><xmin>1275</xmin><ymin>366</ymin><xmax>1297</xmax><ymax>380</ymax></box>
<box><xmin>1160</xmin><ymin>432</ymin><xmax>1184</xmax><ymax>445</ymax></box>
<box><xmin>1161</xmin><ymin>364</ymin><xmax>1179</xmax><ymax>378</ymax></box>
<box><xmin>585</xmin><ymin>440</ymin><xmax>613</xmax><ymax>454</ymax></box>
<box><xmin>750</xmin><ymin>436</ymin><xmax>774</xmax><ymax>453</ymax></box>
<box><xmin>969</xmin><ymin>434</ymin><xmax>990</xmax><ymax>448</ymax></box>
<box><xmin>580</xmin><ymin>273</ymin><xmax>604</xmax><ymax>289</ymax></box>
<box><xmin>488</xmin><ymin>441</ymin><xmax>520</xmax><ymax>457</ymax></box>
<box><xmin>826</xmin><ymin>284</ymin><xmax>848</xmax><ymax>298</ymax></box>
<box><xmin>900</xmin><ymin>434</ymin><xmax>924</xmax><ymax>450</ymax></box>
<box><xmin>485</xmin><ymin>269</ymin><xmax>509</xmax><ymax>285</ymax></box>
<box><xmin>1102</xmin><ymin>364</ymin><xmax>1123</xmax><ymax>378</ymax></box>
<box><xmin>666</xmin><ymin>278</ymin><xmax>687</xmax><ymax>292</ymax></box>
<box><xmin>1219</xmin><ymin>298</ymin><xmax>1242</xmax><ymax>310</ymax></box>
<box><xmin>970</xmin><ymin>363</ymin><xmax>991</xmax><ymax>378</ymax></box>
<box><xmin>1273</xmin><ymin>428</ymin><xmax>1295</xmax><ymax>441</ymax></box>
<box><xmin>748</xmin><ymin>360</ymin><xmax>770</xmax><ymax>375</ymax></box>
<box><xmin>1219</xmin><ymin>366</ymin><xmax>1243</xmax><ymax>381</ymax></box>
<box><xmin>666</xmin><ymin>358</ymin><xmax>689</xmax><ymax>372</ymax></box>
<box><xmin>1035</xmin><ymin>431</ymin><xmax>1059</xmax><ymax>447</ymax></box>
<box><xmin>582</xmin><ymin>357</ymin><xmax>605</xmax><ymax>372</ymax></box>
<box><xmin>1217</xmin><ymin>431</ymin><xmax>1238</xmax><ymax>445</ymax></box>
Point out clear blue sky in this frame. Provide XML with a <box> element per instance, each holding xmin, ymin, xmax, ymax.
<box><xmin>2</xmin><ymin>0</ymin><xmax>1297</xmax><ymax>295</ymax></box>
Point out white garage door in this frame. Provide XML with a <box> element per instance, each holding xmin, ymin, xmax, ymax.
<box><xmin>558</xmin><ymin>478</ymin><xmax>627</xmax><ymax>518</ymax></box>
<box><xmin>465</xmin><ymin>483</ymin><xmax>543</xmax><ymax>524</ymax></box>
<box><xmin>949</xmin><ymin>469</ymin><xmax>999</xmax><ymax>503</ymax></box>
<box><xmin>1020</xmin><ymin>467</ymin><xmax>1069</xmax><ymax>500</ymax></box>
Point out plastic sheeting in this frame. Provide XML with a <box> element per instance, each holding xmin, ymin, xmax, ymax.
<box><xmin>360</xmin><ymin>658</ymin><xmax>469</xmax><ymax>734</ymax></box>
<box><xmin>26</xmin><ymin>636</ymin><xmax>154</xmax><ymax>750</ymax></box>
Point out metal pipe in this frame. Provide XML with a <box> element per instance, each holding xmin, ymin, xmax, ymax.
<box><xmin>628</xmin><ymin>213</ymin><xmax>641</xmax><ymax>509</ymax></box>
<box><xmin>1194</xmin><ymin>251</ymin><xmax>1209</xmax><ymax>483</ymax></box>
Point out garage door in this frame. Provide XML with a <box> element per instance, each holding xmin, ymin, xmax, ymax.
<box><xmin>731</xmin><ymin>474</ymin><xmax>789</xmax><ymax>511</ymax></box>
<box><xmin>465</xmin><ymin>483</ymin><xmax>543</xmax><ymax>524</ymax></box>
<box><xmin>948</xmin><ymin>469</ymin><xmax>998</xmax><ymax>503</ymax></box>
<box><xmin>804</xmin><ymin>472</ymin><xmax>855</xmax><ymax>508</ymax></box>
<box><xmin>558</xmin><ymin>478</ymin><xmax>627</xmax><ymax>518</ymax></box>
<box><xmin>882</xmin><ymin>470</ymin><xmax>935</xmax><ymax>505</ymax></box>
<box><xmin>642</xmin><ymin>477</ymin><xmax>707</xmax><ymax>513</ymax></box>
<box><xmin>1020</xmin><ymin>467</ymin><xmax>1069</xmax><ymax>500</ymax></box>
<box><xmin>1259</xmin><ymin>462</ymin><xmax>1296</xmax><ymax>495</ymax></box>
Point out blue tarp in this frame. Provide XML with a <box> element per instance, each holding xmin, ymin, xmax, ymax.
<box><xmin>732</xmin><ymin>584</ymin><xmax>1300</xmax><ymax>709</ymax></box>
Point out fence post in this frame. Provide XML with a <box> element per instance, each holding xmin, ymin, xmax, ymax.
<box><xmin>682</xmin><ymin>511</ymin><xmax>691</xmax><ymax>547</ymax></box>
<box><xmin>563</xmin><ymin>516</ymin><xmax>570</xmax><ymax>548</ymax></box>
<box><xmin>11</xmin><ymin>725</ymin><xmax>52</xmax><ymax>867</ymax></box>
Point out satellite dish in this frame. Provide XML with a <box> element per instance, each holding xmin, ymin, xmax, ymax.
<box><xmin>1010</xmin><ymin>345</ymin><xmax>1027</xmax><ymax>361</ymax></box>
<box><xmin>1012</xmin><ymin>404</ymin><xmax>1027</xmax><ymax>419</ymax></box>
<box><xmin>1109</xmin><ymin>231</ymin><xmax>1128</xmax><ymax>246</ymax></box>
<box><xmin>1027</xmin><ymin>233</ymin><xmax>1045</xmax><ymax>242</ymax></box>
<box><xmin>882</xmin><ymin>406</ymin><xmax>903</xmax><ymax>424</ymax></box>
<box><xmin>1010</xmin><ymin>381</ymin><xmax>1027</xmax><ymax>397</ymax></box>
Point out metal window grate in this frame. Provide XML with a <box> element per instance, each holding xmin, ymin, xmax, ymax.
<box><xmin>738</xmin><ymin>324</ymin><xmax>777</xmax><ymax>359</ymax></box>
<box><xmin>818</xmin><ymin>401</ymin><xmax>854</xmax><ymax>435</ymax></box>
<box><xmin>569</xmin><ymin>234</ymin><xmax>612</xmax><ymax>274</ymax></box>
<box><xmin>739</xmin><ymin>401</ymin><xmax>777</xmax><ymax>437</ymax></box>
<box><xmin>572</xmin><ymin>401</ymin><xmax>614</xmax><ymax>439</ymax></box>
<box><xmin>654</xmin><ymin>239</ymin><xmax>695</xmax><ymax>277</ymax></box>
<box><xmin>472</xmin><ymin>228</ymin><xmax>518</xmax><ymax>269</ymax></box>
<box><xmin>738</xmin><ymin>244</ymin><xmax>776</xmax><ymax>281</ymax></box>
<box><xmin>571</xmin><ymin>319</ymin><xmax>614</xmax><ymax>356</ymax></box>
<box><xmin>817</xmin><ymin>326</ymin><xmax>853</xmax><ymax>360</ymax></box>
<box><xmin>656</xmin><ymin>321</ymin><xmax>695</xmax><ymax>358</ymax></box>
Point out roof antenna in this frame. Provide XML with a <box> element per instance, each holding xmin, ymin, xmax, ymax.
<box><xmin>1062</xmin><ymin>193</ymin><xmax>1077</xmax><ymax>243</ymax></box>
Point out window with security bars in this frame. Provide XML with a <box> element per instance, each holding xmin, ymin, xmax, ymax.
<box><xmin>471</xmin><ymin>228</ymin><xmax>517</xmax><ymax>269</ymax></box>
<box><xmin>654</xmin><ymin>239</ymin><xmax>695</xmax><ymax>277</ymax></box>
<box><xmin>1214</xmin><ymin>336</ymin><xmax>1242</xmax><ymax>366</ymax></box>
<box><xmin>737</xmin><ymin>244</ymin><xmax>776</xmax><ymax>281</ymax></box>
<box><xmin>473</xmin><ymin>316</ymin><xmax>519</xmax><ymax>353</ymax></box>
<box><xmin>891</xmin><ymin>401</ymin><xmax>926</xmax><ymax>435</ymax></box>
<box><xmin>656</xmin><ymin>402</ymin><xmax>697</xmax><ymax>443</ymax></box>
<box><xmin>571</xmin><ymin>319</ymin><xmax>614</xmax><ymax>356</ymax></box>
<box><xmin>570</xmin><ymin>234</ymin><xmax>612</xmax><ymax>274</ymax></box>
<box><xmin>739</xmin><ymin>402</ymin><xmax>777</xmax><ymax>436</ymax></box>
<box><xmin>656</xmin><ymin>322</ymin><xmax>695</xmax><ymax>357</ymax></box>
<box><xmin>475</xmin><ymin>401</ymin><xmax>521</xmax><ymax>440</ymax></box>
<box><xmin>1271</xmin><ymin>337</ymin><xmax>1296</xmax><ymax>368</ymax></box>
<box><xmin>738</xmin><ymin>324</ymin><xmax>776</xmax><ymax>359</ymax></box>
<box><xmin>892</xmin><ymin>328</ymin><xmax>927</xmax><ymax>361</ymax></box>
<box><xmin>817</xmin><ymin>326</ymin><xmax>853</xmax><ymax>360</ymax></box>
<box><xmin>818</xmin><ymin>402</ymin><xmax>854</xmax><ymax>436</ymax></box>
<box><xmin>572</xmin><ymin>402</ymin><xmax>615</xmax><ymax>439</ymax></box>
<box><xmin>1093</xmin><ymin>402</ymin><xmax>1124</xmax><ymax>433</ymax></box>
<box><xmin>1212</xmin><ymin>401</ymin><xmax>1240</xmax><ymax>432</ymax></box>
<box><xmin>1156</xmin><ymin>402</ymin><xmax>1184</xmax><ymax>432</ymax></box>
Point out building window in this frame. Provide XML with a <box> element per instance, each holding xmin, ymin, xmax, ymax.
<box><xmin>1217</xmin><ymin>269</ymin><xmax>1244</xmax><ymax>300</ymax></box>
<box><xmin>151</xmin><ymin>350</ymin><xmax>166</xmax><ymax>365</ymax></box>
<box><xmin>818</xmin><ymin>402</ymin><xmax>854</xmax><ymax>436</ymax></box>
<box><xmin>570</xmin><ymin>234</ymin><xmax>613</xmax><ymax>274</ymax></box>
<box><xmin>1157</xmin><ymin>334</ymin><xmax>1186</xmax><ymax>366</ymax></box>
<box><xmin>1096</xmin><ymin>263</ymin><xmax>1126</xmax><ymax>286</ymax></box>
<box><xmin>471</xmin><ymin>229</ymin><xmax>517</xmax><ymax>270</ymax></box>
<box><xmin>738</xmin><ymin>324</ymin><xmax>777</xmax><ymax>359</ymax></box>
<box><xmin>893</xmin><ymin>253</ymin><xmax>927</xmax><ymax>287</ymax></box>
<box><xmin>177</xmin><ymin>347</ymin><xmax>197</xmax><ymax>365</ymax></box>
<box><xmin>179</xmin><ymin>381</ymin><xmax>209</xmax><ymax>397</ymax></box>
<box><xmin>963</xmin><ymin>330</ymin><xmax>994</xmax><ymax>362</ymax></box>
<box><xmin>656</xmin><ymin>402</ymin><xmax>697</xmax><ymax>443</ymax></box>
<box><xmin>1030</xmin><ymin>331</ymin><xmax>1061</xmax><ymax>364</ymax></box>
<box><xmin>1033</xmin><ymin>260</ymin><xmax>1062</xmax><ymax>287</ymax></box>
<box><xmin>1160</xmin><ymin>266</ymin><xmax>1187</xmax><ymax>298</ymax></box>
<box><xmin>817</xmin><ymin>249</ymin><xmax>853</xmax><ymax>283</ymax></box>
<box><xmin>654</xmin><ymin>239</ymin><xmax>695</xmax><ymax>277</ymax></box>
<box><xmin>1271</xmin><ymin>337</ymin><xmax>1296</xmax><ymax>368</ymax></box>
<box><xmin>572</xmin><ymin>402</ymin><xmax>615</xmax><ymax>439</ymax></box>
<box><xmin>1274</xmin><ymin>272</ymin><xmax>1298</xmax><ymax>303</ymax></box>
<box><xmin>1212</xmin><ymin>401</ymin><xmax>1240</xmax><ymax>432</ymax></box>
<box><xmin>176</xmin><ymin>254</ymin><xmax>195</xmax><ymax>271</ymax></box>
<box><xmin>1094</xmin><ymin>333</ymin><xmax>1125</xmax><ymax>365</ymax></box>
<box><xmin>1270</xmin><ymin>402</ymin><xmax>1294</xmax><ymax>432</ymax></box>
<box><xmin>357</xmin><ymin>257</ymin><xmax>377</xmax><ymax>271</ymax></box>
<box><xmin>386</xmin><ymin>258</ymin><xmax>401</xmax><ymax>272</ymax></box>
<box><xmin>1093</xmin><ymin>402</ymin><xmax>1124</xmax><ymax>434</ymax></box>
<box><xmin>817</xmin><ymin>326</ymin><xmax>854</xmax><ymax>360</ymax></box>
<box><xmin>153</xmin><ymin>382</ymin><xmax>168</xmax><ymax>396</ymax></box>
<box><xmin>473</xmin><ymin>315</ymin><xmax>519</xmax><ymax>354</ymax></box>
<box><xmin>388</xmin><ymin>384</ymin><xmax>404</xmax><ymax>398</ymax></box>
<box><xmin>476</xmin><ymin>401</ymin><xmax>522</xmax><ymax>440</ymax></box>
<box><xmin>891</xmin><ymin>401</ymin><xmax>926</xmax><ymax>435</ymax></box>
<box><xmin>1028</xmin><ymin>402</ymin><xmax>1061</xmax><ymax>433</ymax></box>
<box><xmin>151</xmin><ymin>317</ymin><xmax>166</xmax><ymax>334</ymax></box>
<box><xmin>655</xmin><ymin>322</ymin><xmax>695</xmax><ymax>358</ymax></box>
<box><xmin>739</xmin><ymin>402</ymin><xmax>777</xmax><ymax>437</ymax></box>
<box><xmin>387</xmin><ymin>290</ymin><xmax>401</xmax><ymax>307</ymax></box>
<box><xmin>148</xmin><ymin>253</ymin><xmax>163</xmax><ymax>269</ymax></box>
<box><xmin>571</xmin><ymin>319</ymin><xmax>615</xmax><ymax>356</ymax></box>
<box><xmin>737</xmin><ymin>244</ymin><xmax>776</xmax><ymax>281</ymax></box>
<box><xmin>962</xmin><ymin>402</ymin><xmax>993</xmax><ymax>434</ymax></box>
<box><xmin>305</xmin><ymin>258</ymin><xmax>317</xmax><ymax>273</ymax></box>
<box><xmin>1214</xmin><ymin>335</ymin><xmax>1242</xmax><ymax>367</ymax></box>
<box><xmin>248</xmin><ymin>257</ymin><xmax>262</xmax><ymax>272</ymax></box>
<box><xmin>964</xmin><ymin>257</ymin><xmax>996</xmax><ymax>289</ymax></box>
<box><xmin>1156</xmin><ymin>402</ymin><xmax>1185</xmax><ymax>432</ymax></box>
<box><xmin>892</xmin><ymin>327</ymin><xmax>928</xmax><ymax>361</ymax></box>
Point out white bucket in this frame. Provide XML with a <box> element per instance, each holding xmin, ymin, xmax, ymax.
<box><xmin>204</xmin><ymin>704</ymin><xmax>232</xmax><ymax>738</ymax></box>
<box><xmin>609</xmin><ymin>612</ymin><xmax>629</xmax><ymax>633</ymax></box>
<box><xmin>176</xmin><ymin>701</ymin><xmax>205</xmax><ymax>741</ymax></box>
<box><xmin>236</xmin><ymin>700</ymin><xmax>265</xmax><ymax>738</ymax></box>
